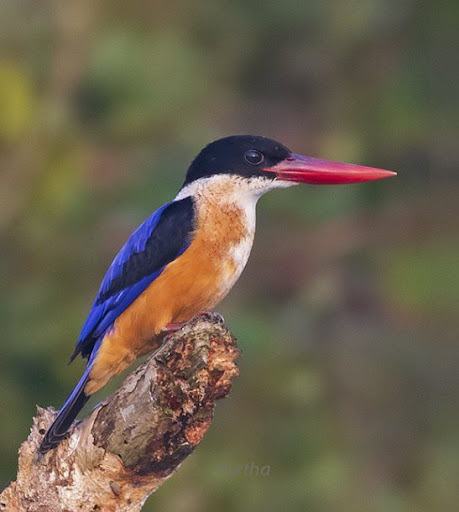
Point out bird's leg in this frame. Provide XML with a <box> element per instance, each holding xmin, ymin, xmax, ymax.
<box><xmin>163</xmin><ymin>311</ymin><xmax>225</xmax><ymax>333</ymax></box>
<box><xmin>163</xmin><ymin>322</ymin><xmax>185</xmax><ymax>333</ymax></box>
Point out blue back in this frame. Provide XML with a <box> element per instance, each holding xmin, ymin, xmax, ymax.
<box><xmin>71</xmin><ymin>196</ymin><xmax>195</xmax><ymax>361</ymax></box>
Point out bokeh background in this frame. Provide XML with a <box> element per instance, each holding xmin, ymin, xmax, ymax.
<box><xmin>1</xmin><ymin>1</ymin><xmax>458</xmax><ymax>511</ymax></box>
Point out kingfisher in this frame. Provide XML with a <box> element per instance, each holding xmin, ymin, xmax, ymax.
<box><xmin>39</xmin><ymin>135</ymin><xmax>395</xmax><ymax>453</ymax></box>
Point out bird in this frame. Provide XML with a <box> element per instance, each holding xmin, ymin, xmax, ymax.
<box><xmin>39</xmin><ymin>135</ymin><xmax>396</xmax><ymax>453</ymax></box>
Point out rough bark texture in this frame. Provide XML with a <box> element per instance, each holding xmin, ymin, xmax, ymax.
<box><xmin>0</xmin><ymin>315</ymin><xmax>239</xmax><ymax>512</ymax></box>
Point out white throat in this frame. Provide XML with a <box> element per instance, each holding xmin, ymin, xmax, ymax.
<box><xmin>175</xmin><ymin>173</ymin><xmax>296</xmax><ymax>205</ymax></box>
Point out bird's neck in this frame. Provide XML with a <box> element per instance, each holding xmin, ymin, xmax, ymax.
<box><xmin>175</xmin><ymin>175</ymin><xmax>260</xmax><ymax>231</ymax></box>
<box><xmin>175</xmin><ymin>176</ymin><xmax>258</xmax><ymax>259</ymax></box>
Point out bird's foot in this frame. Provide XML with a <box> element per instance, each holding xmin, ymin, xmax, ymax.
<box><xmin>163</xmin><ymin>311</ymin><xmax>224</xmax><ymax>333</ymax></box>
<box><xmin>163</xmin><ymin>322</ymin><xmax>185</xmax><ymax>333</ymax></box>
<box><xmin>196</xmin><ymin>310</ymin><xmax>225</xmax><ymax>324</ymax></box>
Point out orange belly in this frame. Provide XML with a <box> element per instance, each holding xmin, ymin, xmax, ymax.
<box><xmin>86</xmin><ymin>197</ymin><xmax>252</xmax><ymax>395</ymax></box>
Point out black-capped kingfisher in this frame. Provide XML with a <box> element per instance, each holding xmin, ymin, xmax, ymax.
<box><xmin>39</xmin><ymin>135</ymin><xmax>396</xmax><ymax>453</ymax></box>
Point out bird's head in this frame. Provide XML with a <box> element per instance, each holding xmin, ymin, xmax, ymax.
<box><xmin>181</xmin><ymin>135</ymin><xmax>396</xmax><ymax>200</ymax></box>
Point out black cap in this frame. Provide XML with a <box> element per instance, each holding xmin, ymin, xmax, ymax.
<box><xmin>183</xmin><ymin>135</ymin><xmax>291</xmax><ymax>186</ymax></box>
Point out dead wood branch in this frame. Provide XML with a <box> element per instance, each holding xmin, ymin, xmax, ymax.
<box><xmin>0</xmin><ymin>315</ymin><xmax>239</xmax><ymax>512</ymax></box>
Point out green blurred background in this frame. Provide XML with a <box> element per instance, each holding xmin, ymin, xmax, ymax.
<box><xmin>1</xmin><ymin>1</ymin><xmax>458</xmax><ymax>511</ymax></box>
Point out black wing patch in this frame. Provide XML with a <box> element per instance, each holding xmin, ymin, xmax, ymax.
<box><xmin>97</xmin><ymin>197</ymin><xmax>195</xmax><ymax>303</ymax></box>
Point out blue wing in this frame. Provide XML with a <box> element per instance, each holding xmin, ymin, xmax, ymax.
<box><xmin>71</xmin><ymin>196</ymin><xmax>195</xmax><ymax>361</ymax></box>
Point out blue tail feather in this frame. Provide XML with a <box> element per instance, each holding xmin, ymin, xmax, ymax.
<box><xmin>39</xmin><ymin>343</ymin><xmax>100</xmax><ymax>454</ymax></box>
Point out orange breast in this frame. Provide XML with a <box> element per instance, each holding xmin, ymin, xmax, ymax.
<box><xmin>87</xmin><ymin>196</ymin><xmax>252</xmax><ymax>394</ymax></box>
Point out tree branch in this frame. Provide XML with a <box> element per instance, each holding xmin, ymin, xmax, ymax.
<box><xmin>0</xmin><ymin>314</ymin><xmax>239</xmax><ymax>512</ymax></box>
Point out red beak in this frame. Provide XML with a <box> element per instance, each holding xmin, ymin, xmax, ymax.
<box><xmin>265</xmin><ymin>153</ymin><xmax>396</xmax><ymax>184</ymax></box>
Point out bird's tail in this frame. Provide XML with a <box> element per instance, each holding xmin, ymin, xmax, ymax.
<box><xmin>39</xmin><ymin>364</ymin><xmax>92</xmax><ymax>454</ymax></box>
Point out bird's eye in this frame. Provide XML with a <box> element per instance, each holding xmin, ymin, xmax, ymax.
<box><xmin>244</xmin><ymin>149</ymin><xmax>264</xmax><ymax>165</ymax></box>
